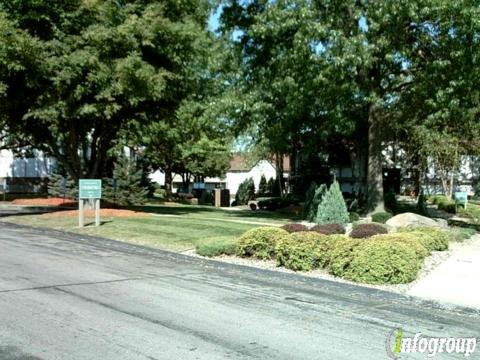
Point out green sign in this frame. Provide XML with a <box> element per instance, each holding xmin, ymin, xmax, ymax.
<box><xmin>454</xmin><ymin>191</ymin><xmax>468</xmax><ymax>202</ymax></box>
<box><xmin>79</xmin><ymin>179</ymin><xmax>102</xmax><ymax>199</ymax></box>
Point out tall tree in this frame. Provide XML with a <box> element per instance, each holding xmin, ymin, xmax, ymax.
<box><xmin>0</xmin><ymin>0</ymin><xmax>210</xmax><ymax>180</ymax></box>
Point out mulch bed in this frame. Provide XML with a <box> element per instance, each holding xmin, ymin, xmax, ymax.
<box><xmin>11</xmin><ymin>198</ymin><xmax>149</xmax><ymax>217</ymax></box>
<box><xmin>45</xmin><ymin>208</ymin><xmax>150</xmax><ymax>218</ymax></box>
<box><xmin>12</xmin><ymin>198</ymin><xmax>77</xmax><ymax>207</ymax></box>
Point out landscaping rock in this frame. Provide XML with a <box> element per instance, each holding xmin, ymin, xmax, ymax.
<box><xmin>386</xmin><ymin>212</ymin><xmax>445</xmax><ymax>229</ymax></box>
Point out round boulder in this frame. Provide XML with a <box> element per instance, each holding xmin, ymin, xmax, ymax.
<box><xmin>386</xmin><ymin>212</ymin><xmax>447</xmax><ymax>229</ymax></box>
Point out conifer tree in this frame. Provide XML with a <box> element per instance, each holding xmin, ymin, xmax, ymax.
<box><xmin>106</xmin><ymin>156</ymin><xmax>149</xmax><ymax>206</ymax></box>
<box><xmin>316</xmin><ymin>182</ymin><xmax>349</xmax><ymax>225</ymax></box>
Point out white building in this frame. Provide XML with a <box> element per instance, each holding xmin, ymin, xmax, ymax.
<box><xmin>0</xmin><ymin>149</ymin><xmax>55</xmax><ymax>192</ymax></box>
<box><xmin>149</xmin><ymin>154</ymin><xmax>291</xmax><ymax>195</ymax></box>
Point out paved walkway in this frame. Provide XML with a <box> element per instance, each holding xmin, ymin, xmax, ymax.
<box><xmin>408</xmin><ymin>234</ymin><xmax>480</xmax><ymax>309</ymax></box>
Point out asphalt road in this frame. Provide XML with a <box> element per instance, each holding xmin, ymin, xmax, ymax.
<box><xmin>0</xmin><ymin>221</ymin><xmax>479</xmax><ymax>360</ymax></box>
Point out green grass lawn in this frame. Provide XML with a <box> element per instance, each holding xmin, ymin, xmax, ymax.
<box><xmin>2</xmin><ymin>203</ymin><xmax>298</xmax><ymax>252</ymax></box>
<box><xmin>459</xmin><ymin>202</ymin><xmax>480</xmax><ymax>224</ymax></box>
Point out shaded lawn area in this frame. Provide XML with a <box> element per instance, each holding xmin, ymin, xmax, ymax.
<box><xmin>128</xmin><ymin>203</ymin><xmax>301</xmax><ymax>223</ymax></box>
<box><xmin>459</xmin><ymin>202</ymin><xmax>480</xmax><ymax>224</ymax></box>
<box><xmin>2</xmin><ymin>203</ymin><xmax>297</xmax><ymax>252</ymax></box>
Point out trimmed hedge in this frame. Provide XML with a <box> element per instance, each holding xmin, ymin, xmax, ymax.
<box><xmin>276</xmin><ymin>232</ymin><xmax>332</xmax><ymax>271</ymax></box>
<box><xmin>311</xmin><ymin>223</ymin><xmax>345</xmax><ymax>235</ymax></box>
<box><xmin>369</xmin><ymin>233</ymin><xmax>430</xmax><ymax>259</ymax></box>
<box><xmin>345</xmin><ymin>240</ymin><xmax>423</xmax><ymax>284</ymax></box>
<box><xmin>232</xmin><ymin>225</ymin><xmax>455</xmax><ymax>284</ymax></box>
<box><xmin>328</xmin><ymin>236</ymin><xmax>362</xmax><ymax>276</ymax></box>
<box><xmin>236</xmin><ymin>227</ymin><xmax>289</xmax><ymax>260</ymax></box>
<box><xmin>371</xmin><ymin>212</ymin><xmax>393</xmax><ymax>224</ymax></box>
<box><xmin>350</xmin><ymin>223</ymin><xmax>388</xmax><ymax>239</ymax></box>
<box><xmin>281</xmin><ymin>223</ymin><xmax>309</xmax><ymax>233</ymax></box>
<box><xmin>196</xmin><ymin>237</ymin><xmax>238</xmax><ymax>257</ymax></box>
<box><xmin>398</xmin><ymin>227</ymin><xmax>449</xmax><ymax>251</ymax></box>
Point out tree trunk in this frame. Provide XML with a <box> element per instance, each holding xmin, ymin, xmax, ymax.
<box><xmin>275</xmin><ymin>153</ymin><xmax>284</xmax><ymax>196</ymax></box>
<box><xmin>367</xmin><ymin>104</ymin><xmax>385</xmax><ymax>213</ymax></box>
<box><xmin>164</xmin><ymin>167</ymin><xmax>173</xmax><ymax>196</ymax></box>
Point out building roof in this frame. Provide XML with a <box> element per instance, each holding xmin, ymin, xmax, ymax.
<box><xmin>229</xmin><ymin>154</ymin><xmax>291</xmax><ymax>172</ymax></box>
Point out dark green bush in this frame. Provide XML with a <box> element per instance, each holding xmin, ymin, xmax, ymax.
<box><xmin>315</xmin><ymin>181</ymin><xmax>349</xmax><ymax>225</ymax></box>
<box><xmin>349</xmin><ymin>212</ymin><xmax>360</xmax><ymax>222</ymax></box>
<box><xmin>430</xmin><ymin>195</ymin><xmax>448</xmax><ymax>205</ymax></box>
<box><xmin>304</xmin><ymin>183</ymin><xmax>327</xmax><ymax>222</ymax></box>
<box><xmin>258</xmin><ymin>175</ymin><xmax>268</xmax><ymax>196</ymax></box>
<box><xmin>103</xmin><ymin>155</ymin><xmax>149</xmax><ymax>206</ymax></box>
<box><xmin>276</xmin><ymin>232</ymin><xmax>332</xmax><ymax>271</ymax></box>
<box><xmin>371</xmin><ymin>212</ymin><xmax>393</xmax><ymax>224</ymax></box>
<box><xmin>196</xmin><ymin>237</ymin><xmax>238</xmax><ymax>257</ymax></box>
<box><xmin>436</xmin><ymin>197</ymin><xmax>456</xmax><ymax>214</ymax></box>
<box><xmin>235</xmin><ymin>178</ymin><xmax>255</xmax><ymax>205</ymax></box>
<box><xmin>416</xmin><ymin>193</ymin><xmax>428</xmax><ymax>216</ymax></box>
<box><xmin>328</xmin><ymin>237</ymin><xmax>362</xmax><ymax>276</ymax></box>
<box><xmin>236</xmin><ymin>227</ymin><xmax>289</xmax><ymax>260</ymax></box>
<box><xmin>384</xmin><ymin>191</ymin><xmax>398</xmax><ymax>212</ymax></box>
<box><xmin>350</xmin><ymin>223</ymin><xmax>388</xmax><ymax>239</ymax></box>
<box><xmin>345</xmin><ymin>240</ymin><xmax>423</xmax><ymax>284</ymax></box>
<box><xmin>398</xmin><ymin>227</ymin><xmax>449</xmax><ymax>251</ymax></box>
<box><xmin>281</xmin><ymin>223</ymin><xmax>309</xmax><ymax>233</ymax></box>
<box><xmin>311</xmin><ymin>223</ymin><xmax>345</xmax><ymax>235</ymax></box>
<box><xmin>48</xmin><ymin>172</ymin><xmax>77</xmax><ymax>199</ymax></box>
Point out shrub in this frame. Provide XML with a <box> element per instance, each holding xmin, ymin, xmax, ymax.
<box><xmin>350</xmin><ymin>223</ymin><xmax>388</xmax><ymax>239</ymax></box>
<box><xmin>371</xmin><ymin>212</ymin><xmax>393</xmax><ymax>224</ymax></box>
<box><xmin>370</xmin><ymin>233</ymin><xmax>430</xmax><ymax>259</ymax></box>
<box><xmin>449</xmin><ymin>227</ymin><xmax>476</xmax><ymax>242</ymax></box>
<box><xmin>384</xmin><ymin>191</ymin><xmax>398</xmax><ymax>213</ymax></box>
<box><xmin>328</xmin><ymin>237</ymin><xmax>362</xmax><ymax>276</ymax></box>
<box><xmin>398</xmin><ymin>227</ymin><xmax>450</xmax><ymax>251</ymax></box>
<box><xmin>258</xmin><ymin>175</ymin><xmax>268</xmax><ymax>196</ymax></box>
<box><xmin>304</xmin><ymin>183</ymin><xmax>327</xmax><ymax>222</ymax></box>
<box><xmin>235</xmin><ymin>178</ymin><xmax>255</xmax><ymax>205</ymax></box>
<box><xmin>437</xmin><ymin>197</ymin><xmax>456</xmax><ymax>214</ymax></box>
<box><xmin>281</xmin><ymin>223</ymin><xmax>309</xmax><ymax>233</ymax></box>
<box><xmin>349</xmin><ymin>212</ymin><xmax>360</xmax><ymax>222</ymax></box>
<box><xmin>303</xmin><ymin>181</ymin><xmax>317</xmax><ymax>219</ymax></box>
<box><xmin>430</xmin><ymin>195</ymin><xmax>448</xmax><ymax>205</ymax></box>
<box><xmin>311</xmin><ymin>223</ymin><xmax>345</xmax><ymax>235</ymax></box>
<box><xmin>196</xmin><ymin>237</ymin><xmax>238</xmax><ymax>257</ymax></box>
<box><xmin>268</xmin><ymin>177</ymin><xmax>281</xmax><ymax>197</ymax></box>
<box><xmin>236</xmin><ymin>227</ymin><xmax>289</xmax><ymax>260</ymax></box>
<box><xmin>103</xmin><ymin>155</ymin><xmax>150</xmax><ymax>206</ymax></box>
<box><xmin>276</xmin><ymin>232</ymin><xmax>332</xmax><ymax>271</ymax></box>
<box><xmin>315</xmin><ymin>181</ymin><xmax>349</xmax><ymax>225</ymax></box>
<box><xmin>416</xmin><ymin>193</ymin><xmax>428</xmax><ymax>216</ymax></box>
<box><xmin>344</xmin><ymin>240</ymin><xmax>423</xmax><ymax>284</ymax></box>
<box><xmin>48</xmin><ymin>172</ymin><xmax>77</xmax><ymax>199</ymax></box>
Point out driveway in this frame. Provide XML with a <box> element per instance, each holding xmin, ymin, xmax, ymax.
<box><xmin>0</xmin><ymin>222</ymin><xmax>479</xmax><ymax>359</ymax></box>
<box><xmin>408</xmin><ymin>234</ymin><xmax>480</xmax><ymax>309</ymax></box>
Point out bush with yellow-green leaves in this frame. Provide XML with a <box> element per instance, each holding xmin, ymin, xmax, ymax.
<box><xmin>236</xmin><ymin>227</ymin><xmax>289</xmax><ymax>260</ymax></box>
<box><xmin>207</xmin><ymin>225</ymin><xmax>459</xmax><ymax>285</ymax></box>
<box><xmin>275</xmin><ymin>232</ymin><xmax>336</xmax><ymax>271</ymax></box>
<box><xmin>344</xmin><ymin>239</ymin><xmax>423</xmax><ymax>284</ymax></box>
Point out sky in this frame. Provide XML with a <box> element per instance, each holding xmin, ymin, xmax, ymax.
<box><xmin>208</xmin><ymin>6</ymin><xmax>222</xmax><ymax>32</ymax></box>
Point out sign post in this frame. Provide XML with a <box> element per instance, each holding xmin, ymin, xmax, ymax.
<box><xmin>454</xmin><ymin>191</ymin><xmax>468</xmax><ymax>212</ymax></box>
<box><xmin>79</xmin><ymin>179</ymin><xmax>102</xmax><ymax>227</ymax></box>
